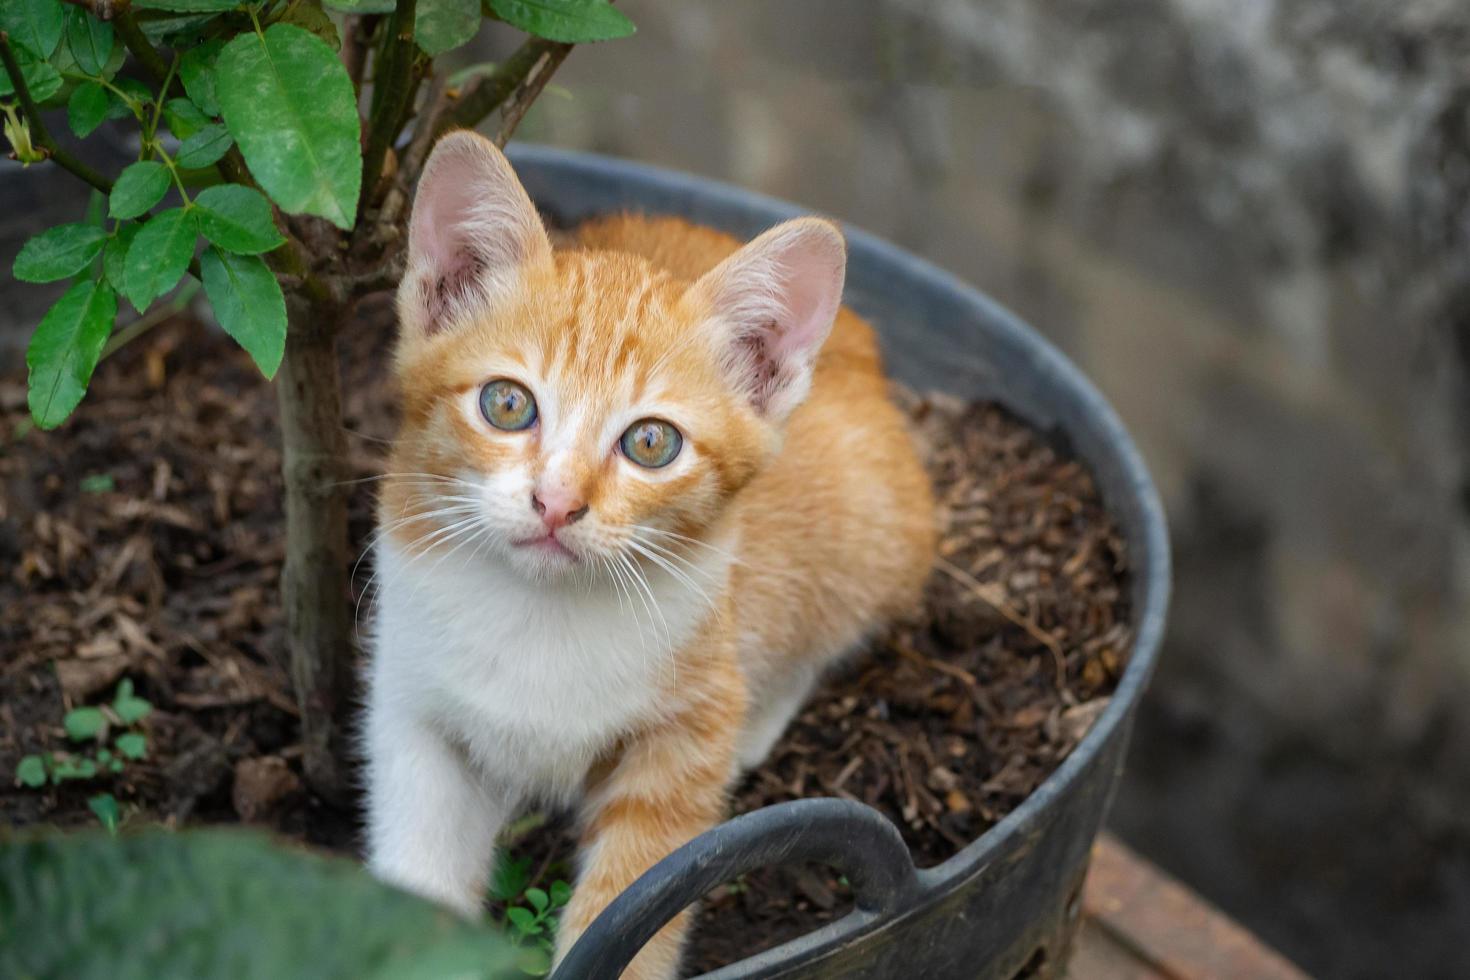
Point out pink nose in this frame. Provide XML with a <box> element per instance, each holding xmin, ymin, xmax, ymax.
<box><xmin>531</xmin><ymin>488</ymin><xmax>588</xmax><ymax>530</ymax></box>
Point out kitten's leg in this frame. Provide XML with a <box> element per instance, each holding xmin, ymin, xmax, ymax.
<box><xmin>364</xmin><ymin>711</ymin><xmax>505</xmax><ymax>917</ymax></box>
<box><xmin>736</xmin><ymin>663</ymin><xmax>819</xmax><ymax>770</ymax></box>
<box><xmin>556</xmin><ymin>667</ymin><xmax>743</xmax><ymax>980</ymax></box>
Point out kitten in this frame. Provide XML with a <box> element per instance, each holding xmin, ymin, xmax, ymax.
<box><xmin>364</xmin><ymin>131</ymin><xmax>935</xmax><ymax>979</ymax></box>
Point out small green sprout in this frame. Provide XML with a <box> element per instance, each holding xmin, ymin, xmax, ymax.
<box><xmin>489</xmin><ymin>851</ymin><xmax>573</xmax><ymax>977</ymax></box>
<box><xmin>13</xmin><ymin>678</ymin><xmax>152</xmax><ymax>791</ymax></box>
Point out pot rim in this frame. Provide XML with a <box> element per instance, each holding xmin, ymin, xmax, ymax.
<box><xmin>507</xmin><ymin>142</ymin><xmax>1172</xmax><ymax>968</ymax></box>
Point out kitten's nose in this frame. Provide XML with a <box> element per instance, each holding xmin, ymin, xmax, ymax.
<box><xmin>531</xmin><ymin>489</ymin><xmax>588</xmax><ymax>530</ymax></box>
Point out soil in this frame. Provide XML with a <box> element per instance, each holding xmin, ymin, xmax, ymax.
<box><xmin>0</xmin><ymin>300</ymin><xmax>1130</xmax><ymax>973</ymax></box>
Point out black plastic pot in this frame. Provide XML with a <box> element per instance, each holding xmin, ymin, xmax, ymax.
<box><xmin>513</xmin><ymin>145</ymin><xmax>1171</xmax><ymax>980</ymax></box>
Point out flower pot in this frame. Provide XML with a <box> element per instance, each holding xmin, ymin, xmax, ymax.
<box><xmin>511</xmin><ymin>145</ymin><xmax>1171</xmax><ymax>980</ymax></box>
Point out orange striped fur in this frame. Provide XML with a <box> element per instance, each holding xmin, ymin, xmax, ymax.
<box><xmin>363</xmin><ymin>132</ymin><xmax>934</xmax><ymax>979</ymax></box>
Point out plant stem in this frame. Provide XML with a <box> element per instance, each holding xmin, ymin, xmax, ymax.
<box><xmin>276</xmin><ymin>295</ymin><xmax>354</xmax><ymax>803</ymax></box>
<box><xmin>0</xmin><ymin>33</ymin><xmax>115</xmax><ymax>192</ymax></box>
<box><xmin>360</xmin><ymin>0</ymin><xmax>418</xmax><ymax>216</ymax></box>
<box><xmin>427</xmin><ymin>37</ymin><xmax>570</xmax><ymax>151</ymax></box>
<box><xmin>492</xmin><ymin>42</ymin><xmax>570</xmax><ymax>147</ymax></box>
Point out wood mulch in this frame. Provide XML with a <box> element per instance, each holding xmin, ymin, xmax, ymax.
<box><xmin>0</xmin><ymin>301</ymin><xmax>1130</xmax><ymax>972</ymax></box>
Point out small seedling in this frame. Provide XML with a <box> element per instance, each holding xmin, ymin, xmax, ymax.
<box><xmin>88</xmin><ymin>793</ymin><xmax>120</xmax><ymax>834</ymax></box>
<box><xmin>489</xmin><ymin>851</ymin><xmax>573</xmax><ymax>977</ymax></box>
<box><xmin>79</xmin><ymin>473</ymin><xmax>116</xmax><ymax>494</ymax></box>
<box><xmin>14</xmin><ymin>678</ymin><xmax>153</xmax><ymax>796</ymax></box>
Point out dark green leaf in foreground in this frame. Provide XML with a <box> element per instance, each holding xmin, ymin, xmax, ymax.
<box><xmin>108</xmin><ymin>161</ymin><xmax>170</xmax><ymax>220</ymax></box>
<box><xmin>13</xmin><ymin>224</ymin><xmax>107</xmax><ymax>283</ymax></box>
<box><xmin>176</xmin><ymin>124</ymin><xmax>233</xmax><ymax>169</ymax></box>
<box><xmin>0</xmin><ymin>829</ymin><xmax>520</xmax><ymax>979</ymax></box>
<box><xmin>488</xmin><ymin>0</ymin><xmax>634</xmax><ymax>43</ymax></box>
<box><xmin>67</xmin><ymin>81</ymin><xmax>112</xmax><ymax>137</ymax></box>
<box><xmin>200</xmin><ymin>247</ymin><xmax>286</xmax><ymax>377</ymax></box>
<box><xmin>27</xmin><ymin>281</ymin><xmax>116</xmax><ymax>429</ymax></box>
<box><xmin>216</xmin><ymin>24</ymin><xmax>362</xmax><ymax>229</ymax></box>
<box><xmin>0</xmin><ymin>0</ymin><xmax>64</xmax><ymax>61</ymax></box>
<box><xmin>123</xmin><ymin>207</ymin><xmax>195</xmax><ymax>310</ymax></box>
<box><xmin>194</xmin><ymin>185</ymin><xmax>284</xmax><ymax>254</ymax></box>
<box><xmin>416</xmin><ymin>0</ymin><xmax>480</xmax><ymax>55</ymax></box>
<box><xmin>65</xmin><ymin>6</ymin><xmax>114</xmax><ymax>75</ymax></box>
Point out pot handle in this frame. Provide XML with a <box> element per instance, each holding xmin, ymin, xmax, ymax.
<box><xmin>549</xmin><ymin>797</ymin><xmax>920</xmax><ymax>980</ymax></box>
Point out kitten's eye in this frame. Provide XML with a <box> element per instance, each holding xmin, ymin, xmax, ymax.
<box><xmin>480</xmin><ymin>379</ymin><xmax>537</xmax><ymax>431</ymax></box>
<box><xmin>620</xmin><ymin>419</ymin><xmax>682</xmax><ymax>468</ymax></box>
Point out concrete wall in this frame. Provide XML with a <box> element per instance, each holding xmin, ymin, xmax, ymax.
<box><xmin>523</xmin><ymin>3</ymin><xmax>1470</xmax><ymax>975</ymax></box>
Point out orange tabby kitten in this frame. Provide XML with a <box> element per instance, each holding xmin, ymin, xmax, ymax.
<box><xmin>363</xmin><ymin>131</ymin><xmax>934</xmax><ymax>979</ymax></box>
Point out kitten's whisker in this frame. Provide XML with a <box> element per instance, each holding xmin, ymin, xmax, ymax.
<box><xmin>627</xmin><ymin>540</ymin><xmax>715</xmax><ymax>609</ymax></box>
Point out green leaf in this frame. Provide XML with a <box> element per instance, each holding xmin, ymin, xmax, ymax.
<box><xmin>200</xmin><ymin>247</ymin><xmax>286</xmax><ymax>377</ymax></box>
<box><xmin>27</xmin><ymin>281</ymin><xmax>116</xmax><ymax>428</ymax></box>
<box><xmin>50</xmin><ymin>756</ymin><xmax>98</xmax><ymax>781</ymax></box>
<box><xmin>323</xmin><ymin>0</ymin><xmax>396</xmax><ymax>10</ymax></box>
<box><xmin>112</xmin><ymin>679</ymin><xmax>153</xmax><ymax>725</ymax></box>
<box><xmin>278</xmin><ymin>0</ymin><xmax>341</xmax><ymax>49</ymax></box>
<box><xmin>64</xmin><ymin>7</ymin><xmax>114</xmax><ymax>75</ymax></box>
<box><xmin>415</xmin><ymin>0</ymin><xmax>479</xmax><ymax>55</ymax></box>
<box><xmin>178</xmin><ymin>37</ymin><xmax>223</xmax><ymax>115</ymax></box>
<box><xmin>109</xmin><ymin>161</ymin><xmax>171</xmax><ymax>220</ymax></box>
<box><xmin>193</xmin><ymin>185</ymin><xmax>284</xmax><ymax>254</ymax></box>
<box><xmin>134</xmin><ymin>0</ymin><xmax>239</xmax><ymax>10</ymax></box>
<box><xmin>505</xmin><ymin>906</ymin><xmax>540</xmax><ymax>935</ymax></box>
<box><xmin>0</xmin><ymin>0</ymin><xmax>64</xmax><ymax>60</ymax></box>
<box><xmin>103</xmin><ymin>223</ymin><xmax>140</xmax><ymax>296</ymax></box>
<box><xmin>548</xmin><ymin>879</ymin><xmax>571</xmax><ymax>908</ymax></box>
<box><xmin>489</xmin><ymin>853</ymin><xmax>530</xmax><ymax>901</ymax></box>
<box><xmin>80</xmin><ymin>472</ymin><xmax>115</xmax><ymax>493</ymax></box>
<box><xmin>67</xmin><ymin>81</ymin><xmax>111</xmax><ymax>137</ymax></box>
<box><xmin>13</xmin><ymin>224</ymin><xmax>107</xmax><ymax>283</ymax></box>
<box><xmin>0</xmin><ymin>829</ymin><xmax>520</xmax><ymax>978</ymax></box>
<box><xmin>87</xmin><ymin>793</ymin><xmax>120</xmax><ymax>834</ymax></box>
<box><xmin>524</xmin><ymin>887</ymin><xmax>548</xmax><ymax>913</ymax></box>
<box><xmin>114</xmin><ymin>732</ymin><xmax>148</xmax><ymax>761</ymax></box>
<box><xmin>518</xmin><ymin>946</ymin><xmax>552</xmax><ymax>978</ymax></box>
<box><xmin>163</xmin><ymin>96</ymin><xmax>211</xmax><ymax>140</ymax></box>
<box><xmin>15</xmin><ymin>756</ymin><xmax>47</xmax><ymax>788</ymax></box>
<box><xmin>123</xmin><ymin>207</ymin><xmax>194</xmax><ymax>310</ymax></box>
<box><xmin>63</xmin><ymin>706</ymin><xmax>107</xmax><ymax>742</ymax></box>
<box><xmin>0</xmin><ymin>60</ymin><xmax>62</xmax><ymax>102</ymax></box>
<box><xmin>488</xmin><ymin>0</ymin><xmax>633</xmax><ymax>43</ymax></box>
<box><xmin>216</xmin><ymin>24</ymin><xmax>361</xmax><ymax>229</ymax></box>
<box><xmin>176</xmin><ymin>124</ymin><xmax>233</xmax><ymax>169</ymax></box>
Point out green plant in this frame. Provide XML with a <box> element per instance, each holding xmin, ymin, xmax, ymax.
<box><xmin>489</xmin><ymin>851</ymin><xmax>573</xmax><ymax>977</ymax></box>
<box><xmin>2</xmin><ymin>0</ymin><xmax>634</xmax><ymax>798</ymax></box>
<box><xmin>0</xmin><ymin>827</ymin><xmax>520</xmax><ymax>978</ymax></box>
<box><xmin>14</xmin><ymin>678</ymin><xmax>152</xmax><ymax>797</ymax></box>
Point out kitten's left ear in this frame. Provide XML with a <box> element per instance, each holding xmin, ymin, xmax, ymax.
<box><xmin>690</xmin><ymin>217</ymin><xmax>847</xmax><ymax>422</ymax></box>
<box><xmin>398</xmin><ymin>130</ymin><xmax>553</xmax><ymax>337</ymax></box>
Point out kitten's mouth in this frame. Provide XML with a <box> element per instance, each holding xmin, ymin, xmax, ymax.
<box><xmin>512</xmin><ymin>533</ymin><xmax>579</xmax><ymax>562</ymax></box>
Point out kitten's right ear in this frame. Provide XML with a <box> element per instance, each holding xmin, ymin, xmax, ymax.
<box><xmin>398</xmin><ymin>131</ymin><xmax>552</xmax><ymax>337</ymax></box>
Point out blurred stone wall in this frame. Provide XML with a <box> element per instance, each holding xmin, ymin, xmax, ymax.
<box><xmin>524</xmin><ymin>2</ymin><xmax>1470</xmax><ymax>976</ymax></box>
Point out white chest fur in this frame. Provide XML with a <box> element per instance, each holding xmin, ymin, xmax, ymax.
<box><xmin>368</xmin><ymin>537</ymin><xmax>729</xmax><ymax>803</ymax></box>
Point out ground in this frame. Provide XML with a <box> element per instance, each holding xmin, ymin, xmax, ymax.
<box><xmin>0</xmin><ymin>300</ymin><xmax>1130</xmax><ymax>971</ymax></box>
